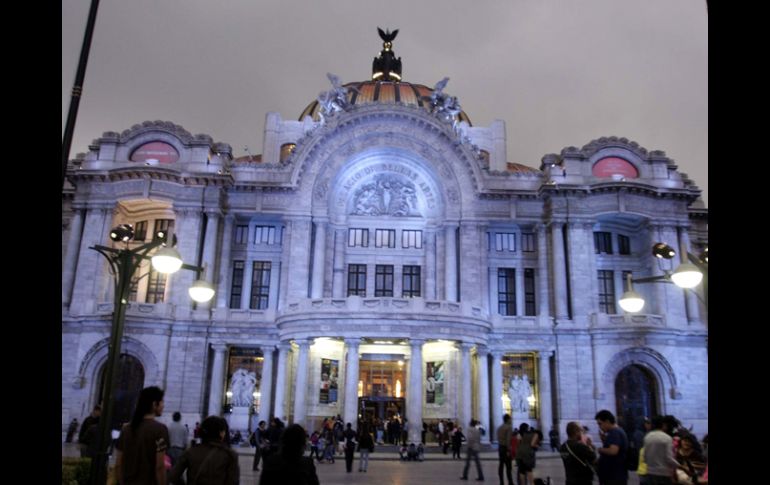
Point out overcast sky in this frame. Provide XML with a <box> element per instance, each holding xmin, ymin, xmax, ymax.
<box><xmin>62</xmin><ymin>0</ymin><xmax>707</xmax><ymax>206</ymax></box>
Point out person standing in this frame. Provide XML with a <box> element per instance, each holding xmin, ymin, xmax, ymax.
<box><xmin>343</xmin><ymin>422</ymin><xmax>357</xmax><ymax>473</ymax></box>
<box><xmin>559</xmin><ymin>422</ymin><xmax>597</xmax><ymax>485</ymax></box>
<box><xmin>78</xmin><ymin>405</ymin><xmax>101</xmax><ymax>457</ymax></box>
<box><xmin>66</xmin><ymin>419</ymin><xmax>79</xmax><ymax>443</ymax></box>
<box><xmin>515</xmin><ymin>423</ymin><xmax>541</xmax><ymax>485</ymax></box>
<box><xmin>259</xmin><ymin>424</ymin><xmax>320</xmax><ymax>485</ymax></box>
<box><xmin>169</xmin><ymin>415</ymin><xmax>238</xmax><ymax>485</ymax></box>
<box><xmin>549</xmin><ymin>427</ymin><xmax>560</xmax><ymax>452</ymax></box>
<box><xmin>595</xmin><ymin>409</ymin><xmax>629</xmax><ymax>485</ymax></box>
<box><xmin>167</xmin><ymin>411</ymin><xmax>188</xmax><ymax>467</ymax></box>
<box><xmin>496</xmin><ymin>413</ymin><xmax>515</xmax><ymax>485</ymax></box>
<box><xmin>251</xmin><ymin>420</ymin><xmax>267</xmax><ymax>471</ymax></box>
<box><xmin>115</xmin><ymin>386</ymin><xmax>170</xmax><ymax>485</ymax></box>
<box><xmin>357</xmin><ymin>422</ymin><xmax>375</xmax><ymax>472</ymax></box>
<box><xmin>460</xmin><ymin>419</ymin><xmax>484</xmax><ymax>481</ymax></box>
<box><xmin>452</xmin><ymin>426</ymin><xmax>465</xmax><ymax>459</ymax></box>
<box><xmin>642</xmin><ymin>415</ymin><xmax>678</xmax><ymax>485</ymax></box>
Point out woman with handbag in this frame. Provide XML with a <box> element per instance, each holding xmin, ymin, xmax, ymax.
<box><xmin>559</xmin><ymin>422</ymin><xmax>597</xmax><ymax>485</ymax></box>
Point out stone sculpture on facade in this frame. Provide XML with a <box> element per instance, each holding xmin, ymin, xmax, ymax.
<box><xmin>317</xmin><ymin>73</ymin><xmax>359</xmax><ymax>125</ymax></box>
<box><xmin>351</xmin><ymin>175</ymin><xmax>419</xmax><ymax>216</ymax></box>
<box><xmin>230</xmin><ymin>368</ymin><xmax>257</xmax><ymax>408</ymax></box>
<box><xmin>426</xmin><ymin>77</ymin><xmax>465</xmax><ymax>137</ymax></box>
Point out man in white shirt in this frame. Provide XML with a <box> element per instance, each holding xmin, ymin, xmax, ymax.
<box><xmin>167</xmin><ymin>411</ymin><xmax>188</xmax><ymax>466</ymax></box>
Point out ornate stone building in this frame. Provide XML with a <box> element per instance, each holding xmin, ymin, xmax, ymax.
<box><xmin>61</xmin><ymin>35</ymin><xmax>708</xmax><ymax>443</ymax></box>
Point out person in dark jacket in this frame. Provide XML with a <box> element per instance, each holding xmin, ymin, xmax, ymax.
<box><xmin>560</xmin><ymin>421</ymin><xmax>597</xmax><ymax>485</ymax></box>
<box><xmin>169</xmin><ymin>415</ymin><xmax>238</xmax><ymax>485</ymax></box>
<box><xmin>357</xmin><ymin>423</ymin><xmax>375</xmax><ymax>472</ymax></box>
<box><xmin>259</xmin><ymin>424</ymin><xmax>319</xmax><ymax>485</ymax></box>
<box><xmin>343</xmin><ymin>422</ymin><xmax>357</xmax><ymax>472</ymax></box>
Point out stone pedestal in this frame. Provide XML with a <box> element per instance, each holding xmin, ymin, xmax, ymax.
<box><xmin>227</xmin><ymin>407</ymin><xmax>251</xmax><ymax>434</ymax></box>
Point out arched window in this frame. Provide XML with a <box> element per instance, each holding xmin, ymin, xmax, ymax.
<box><xmin>98</xmin><ymin>354</ymin><xmax>145</xmax><ymax>430</ymax></box>
<box><xmin>615</xmin><ymin>364</ymin><xmax>658</xmax><ymax>436</ymax></box>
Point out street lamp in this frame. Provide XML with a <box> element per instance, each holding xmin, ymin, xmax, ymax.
<box><xmin>88</xmin><ymin>225</ymin><xmax>214</xmax><ymax>485</ymax></box>
<box><xmin>618</xmin><ymin>242</ymin><xmax>708</xmax><ymax>313</ymax></box>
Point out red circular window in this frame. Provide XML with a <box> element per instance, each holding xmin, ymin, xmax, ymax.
<box><xmin>130</xmin><ymin>142</ymin><xmax>180</xmax><ymax>164</ymax></box>
<box><xmin>592</xmin><ymin>157</ymin><xmax>638</xmax><ymax>179</ymax></box>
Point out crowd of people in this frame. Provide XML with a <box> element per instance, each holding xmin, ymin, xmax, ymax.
<box><xmin>68</xmin><ymin>389</ymin><xmax>708</xmax><ymax>485</ymax></box>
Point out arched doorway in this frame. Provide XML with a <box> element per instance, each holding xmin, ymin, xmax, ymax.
<box><xmin>98</xmin><ymin>354</ymin><xmax>145</xmax><ymax>430</ymax></box>
<box><xmin>615</xmin><ymin>364</ymin><xmax>658</xmax><ymax>436</ymax></box>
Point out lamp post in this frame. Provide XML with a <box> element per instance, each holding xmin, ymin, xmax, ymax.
<box><xmin>88</xmin><ymin>224</ymin><xmax>214</xmax><ymax>485</ymax></box>
<box><xmin>618</xmin><ymin>242</ymin><xmax>708</xmax><ymax>313</ymax></box>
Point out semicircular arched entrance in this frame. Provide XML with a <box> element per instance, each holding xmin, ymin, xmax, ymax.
<box><xmin>615</xmin><ymin>364</ymin><xmax>658</xmax><ymax>436</ymax></box>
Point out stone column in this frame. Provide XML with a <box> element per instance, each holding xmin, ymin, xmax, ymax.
<box><xmin>241</xmin><ymin>261</ymin><xmax>254</xmax><ymax>310</ymax></box>
<box><xmin>490</xmin><ymin>351</ymin><xmax>503</xmax><ymax>443</ymax></box>
<box><xmin>460</xmin><ymin>343</ymin><xmax>473</xmax><ymax>429</ymax></box>
<box><xmin>444</xmin><ymin>224</ymin><xmax>458</xmax><ymax>301</ymax></box>
<box><xmin>566</xmin><ymin>223</ymin><xmax>592</xmax><ymax>321</ymax></box>
<box><xmin>585</xmin><ymin>224</ymin><xmax>599</xmax><ymax>313</ymax></box>
<box><xmin>208</xmin><ymin>344</ymin><xmax>228</xmax><ymax>416</ymax></box>
<box><xmin>332</xmin><ymin>227</ymin><xmax>346</xmax><ymax>298</ymax></box>
<box><xmin>678</xmin><ymin>227</ymin><xmax>702</xmax><ymax>324</ymax></box>
<box><xmin>475</xmin><ymin>347</ymin><xmax>491</xmax><ymax>444</ymax></box>
<box><xmin>268</xmin><ymin>258</ymin><xmax>281</xmax><ymax>310</ymax></box>
<box><xmin>216</xmin><ymin>215</ymin><xmax>234</xmax><ymax>309</ymax></box>
<box><xmin>648</xmin><ymin>224</ymin><xmax>666</xmax><ymax>315</ymax></box>
<box><xmin>407</xmin><ymin>339</ymin><xmax>425</xmax><ymax>444</ymax></box>
<box><xmin>69</xmin><ymin>206</ymin><xmax>112</xmax><ymax>314</ymax></box>
<box><xmin>479</xmin><ymin>224</ymin><xmax>490</xmax><ymax>314</ymax></box>
<box><xmin>538</xmin><ymin>351</ymin><xmax>554</xmax><ymax>435</ymax></box>
<box><xmin>489</xmin><ymin>266</ymin><xmax>498</xmax><ymax>315</ymax></box>
<box><xmin>550</xmin><ymin>222</ymin><xmax>569</xmax><ymax>319</ymax></box>
<box><xmin>311</xmin><ymin>220</ymin><xmax>327</xmax><ymax>298</ymax></box>
<box><xmin>273</xmin><ymin>343</ymin><xmax>291</xmax><ymax>421</ymax></box>
<box><xmin>258</xmin><ymin>345</ymin><xmax>275</xmax><ymax>420</ymax></box>
<box><xmin>458</xmin><ymin>223</ymin><xmax>482</xmax><ymax>303</ymax></box>
<box><xmin>515</xmin><ymin>266</ymin><xmax>525</xmax><ymax>316</ymax></box>
<box><xmin>170</xmin><ymin>208</ymin><xmax>203</xmax><ymax>313</ymax></box>
<box><xmin>278</xmin><ymin>221</ymin><xmax>292</xmax><ymax>306</ymax></box>
<box><xmin>286</xmin><ymin>217</ymin><xmax>313</xmax><ymax>299</ymax></box>
<box><xmin>200</xmin><ymin>210</ymin><xmax>220</xmax><ymax>309</ymax></box>
<box><xmin>343</xmin><ymin>338</ymin><xmax>361</xmax><ymax>426</ymax></box>
<box><xmin>536</xmin><ymin>225</ymin><xmax>550</xmax><ymax>317</ymax></box>
<box><xmin>62</xmin><ymin>207</ymin><xmax>84</xmax><ymax>306</ymax></box>
<box><xmin>292</xmin><ymin>340</ymin><xmax>311</xmax><ymax>426</ymax></box>
<box><xmin>425</xmin><ymin>229</ymin><xmax>437</xmax><ymax>299</ymax></box>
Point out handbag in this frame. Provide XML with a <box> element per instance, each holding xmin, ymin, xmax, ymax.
<box><xmin>565</xmin><ymin>442</ymin><xmax>596</xmax><ymax>475</ymax></box>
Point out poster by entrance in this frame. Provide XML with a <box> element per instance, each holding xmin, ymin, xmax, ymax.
<box><xmin>425</xmin><ymin>361</ymin><xmax>445</xmax><ymax>404</ymax></box>
<box><xmin>319</xmin><ymin>358</ymin><xmax>339</xmax><ymax>404</ymax></box>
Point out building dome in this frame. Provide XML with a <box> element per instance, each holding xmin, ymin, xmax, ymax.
<box><xmin>299</xmin><ymin>80</ymin><xmax>472</xmax><ymax>126</ymax></box>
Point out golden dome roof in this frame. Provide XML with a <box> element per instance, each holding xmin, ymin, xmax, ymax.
<box><xmin>299</xmin><ymin>80</ymin><xmax>472</xmax><ymax>126</ymax></box>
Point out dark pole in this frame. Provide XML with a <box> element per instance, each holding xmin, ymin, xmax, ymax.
<box><xmin>90</xmin><ymin>249</ymin><xmax>134</xmax><ymax>485</ymax></box>
<box><xmin>62</xmin><ymin>0</ymin><xmax>101</xmax><ymax>189</ymax></box>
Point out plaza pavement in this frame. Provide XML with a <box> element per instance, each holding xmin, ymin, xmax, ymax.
<box><xmin>63</xmin><ymin>442</ymin><xmax>641</xmax><ymax>485</ymax></box>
